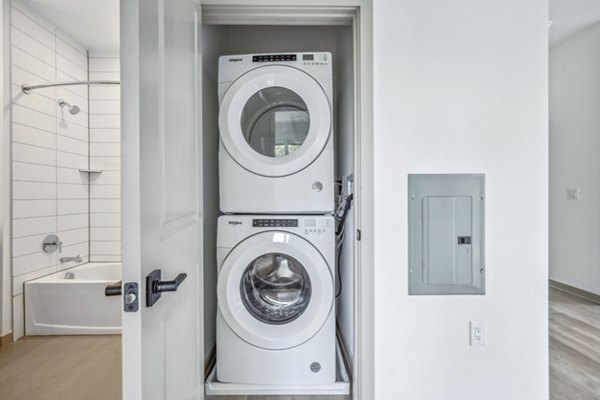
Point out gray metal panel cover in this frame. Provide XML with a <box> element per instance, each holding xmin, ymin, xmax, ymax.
<box><xmin>408</xmin><ymin>174</ymin><xmax>485</xmax><ymax>295</ymax></box>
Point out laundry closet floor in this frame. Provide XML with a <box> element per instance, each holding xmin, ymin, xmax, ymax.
<box><xmin>206</xmin><ymin>396</ymin><xmax>350</xmax><ymax>400</ymax></box>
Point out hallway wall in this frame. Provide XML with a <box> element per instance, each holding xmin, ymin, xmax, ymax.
<box><xmin>373</xmin><ymin>0</ymin><xmax>549</xmax><ymax>398</ymax></box>
<box><xmin>549</xmin><ymin>22</ymin><xmax>600</xmax><ymax>296</ymax></box>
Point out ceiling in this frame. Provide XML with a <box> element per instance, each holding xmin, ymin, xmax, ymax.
<box><xmin>550</xmin><ymin>0</ymin><xmax>600</xmax><ymax>47</ymax></box>
<box><xmin>19</xmin><ymin>0</ymin><xmax>600</xmax><ymax>52</ymax></box>
<box><xmin>21</xmin><ymin>0</ymin><xmax>119</xmax><ymax>54</ymax></box>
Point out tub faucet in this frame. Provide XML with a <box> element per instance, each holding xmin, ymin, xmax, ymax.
<box><xmin>60</xmin><ymin>255</ymin><xmax>83</xmax><ymax>263</ymax></box>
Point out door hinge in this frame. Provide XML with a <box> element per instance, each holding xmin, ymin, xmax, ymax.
<box><xmin>357</xmin><ymin>229</ymin><xmax>362</xmax><ymax>241</ymax></box>
<box><xmin>123</xmin><ymin>282</ymin><xmax>139</xmax><ymax>312</ymax></box>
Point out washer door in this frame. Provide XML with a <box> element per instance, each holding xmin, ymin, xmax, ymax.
<box><xmin>219</xmin><ymin>65</ymin><xmax>331</xmax><ymax>177</ymax></box>
<box><xmin>218</xmin><ymin>231</ymin><xmax>333</xmax><ymax>350</ymax></box>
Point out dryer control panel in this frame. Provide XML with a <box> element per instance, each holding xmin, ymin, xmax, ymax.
<box><xmin>252</xmin><ymin>218</ymin><xmax>298</xmax><ymax>228</ymax></box>
<box><xmin>219</xmin><ymin>52</ymin><xmax>332</xmax><ymax>83</ymax></box>
<box><xmin>252</xmin><ymin>54</ymin><xmax>297</xmax><ymax>62</ymax></box>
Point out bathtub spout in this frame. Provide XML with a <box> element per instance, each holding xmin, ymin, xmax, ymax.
<box><xmin>60</xmin><ymin>255</ymin><xmax>83</xmax><ymax>263</ymax></box>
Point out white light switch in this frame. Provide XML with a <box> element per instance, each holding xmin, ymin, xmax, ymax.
<box><xmin>566</xmin><ymin>188</ymin><xmax>580</xmax><ymax>200</ymax></box>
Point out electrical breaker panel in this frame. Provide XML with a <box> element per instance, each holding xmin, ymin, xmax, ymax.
<box><xmin>408</xmin><ymin>174</ymin><xmax>485</xmax><ymax>295</ymax></box>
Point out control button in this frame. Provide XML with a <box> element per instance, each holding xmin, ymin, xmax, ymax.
<box><xmin>253</xmin><ymin>218</ymin><xmax>298</xmax><ymax>227</ymax></box>
<box><xmin>312</xmin><ymin>182</ymin><xmax>323</xmax><ymax>192</ymax></box>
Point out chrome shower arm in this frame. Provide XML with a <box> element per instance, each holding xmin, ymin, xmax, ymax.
<box><xmin>21</xmin><ymin>80</ymin><xmax>120</xmax><ymax>94</ymax></box>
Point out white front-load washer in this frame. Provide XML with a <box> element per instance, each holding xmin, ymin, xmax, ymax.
<box><xmin>218</xmin><ymin>52</ymin><xmax>334</xmax><ymax>214</ymax></box>
<box><xmin>216</xmin><ymin>214</ymin><xmax>336</xmax><ymax>385</ymax></box>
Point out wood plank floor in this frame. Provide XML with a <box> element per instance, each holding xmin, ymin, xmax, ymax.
<box><xmin>549</xmin><ymin>287</ymin><xmax>600</xmax><ymax>400</ymax></box>
<box><xmin>0</xmin><ymin>288</ymin><xmax>597</xmax><ymax>399</ymax></box>
<box><xmin>0</xmin><ymin>334</ymin><xmax>347</xmax><ymax>400</ymax></box>
<box><xmin>0</xmin><ymin>335</ymin><xmax>121</xmax><ymax>400</ymax></box>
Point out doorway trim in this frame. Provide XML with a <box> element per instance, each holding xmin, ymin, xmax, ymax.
<box><xmin>0</xmin><ymin>0</ymin><xmax>14</xmax><ymax>344</ymax></box>
<box><xmin>200</xmin><ymin>2</ymin><xmax>374</xmax><ymax>399</ymax></box>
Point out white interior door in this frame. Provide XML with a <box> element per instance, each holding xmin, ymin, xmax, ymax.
<box><xmin>121</xmin><ymin>0</ymin><xmax>203</xmax><ymax>399</ymax></box>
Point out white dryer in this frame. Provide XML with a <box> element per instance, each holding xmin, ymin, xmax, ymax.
<box><xmin>218</xmin><ymin>52</ymin><xmax>334</xmax><ymax>214</ymax></box>
<box><xmin>216</xmin><ymin>215</ymin><xmax>336</xmax><ymax>385</ymax></box>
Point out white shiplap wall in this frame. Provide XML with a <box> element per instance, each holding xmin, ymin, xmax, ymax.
<box><xmin>10</xmin><ymin>0</ymin><xmax>89</xmax><ymax>339</ymax></box>
<box><xmin>89</xmin><ymin>56</ymin><xmax>121</xmax><ymax>262</ymax></box>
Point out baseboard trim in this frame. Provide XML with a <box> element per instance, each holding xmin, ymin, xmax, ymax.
<box><xmin>0</xmin><ymin>332</ymin><xmax>13</xmax><ymax>347</ymax></box>
<box><xmin>550</xmin><ymin>279</ymin><xmax>600</xmax><ymax>305</ymax></box>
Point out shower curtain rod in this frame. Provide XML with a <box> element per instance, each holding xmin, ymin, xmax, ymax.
<box><xmin>21</xmin><ymin>80</ymin><xmax>120</xmax><ymax>94</ymax></box>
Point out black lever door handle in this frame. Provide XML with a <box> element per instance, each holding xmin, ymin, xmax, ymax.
<box><xmin>146</xmin><ymin>269</ymin><xmax>187</xmax><ymax>307</ymax></box>
<box><xmin>105</xmin><ymin>281</ymin><xmax>122</xmax><ymax>296</ymax></box>
<box><xmin>155</xmin><ymin>273</ymin><xmax>187</xmax><ymax>292</ymax></box>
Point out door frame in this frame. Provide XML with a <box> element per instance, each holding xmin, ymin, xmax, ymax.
<box><xmin>200</xmin><ymin>2</ymin><xmax>374</xmax><ymax>399</ymax></box>
<box><xmin>0</xmin><ymin>0</ymin><xmax>12</xmax><ymax>345</ymax></box>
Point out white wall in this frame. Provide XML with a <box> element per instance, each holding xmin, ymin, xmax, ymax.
<box><xmin>549</xmin><ymin>22</ymin><xmax>600</xmax><ymax>296</ymax></box>
<box><xmin>373</xmin><ymin>0</ymin><xmax>549</xmax><ymax>399</ymax></box>
<box><xmin>10</xmin><ymin>0</ymin><xmax>90</xmax><ymax>339</ymax></box>
<box><xmin>89</xmin><ymin>55</ymin><xmax>121</xmax><ymax>262</ymax></box>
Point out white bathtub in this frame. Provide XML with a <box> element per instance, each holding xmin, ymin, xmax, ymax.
<box><xmin>24</xmin><ymin>263</ymin><xmax>122</xmax><ymax>335</ymax></box>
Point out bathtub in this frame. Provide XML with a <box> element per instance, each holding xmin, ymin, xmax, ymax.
<box><xmin>24</xmin><ymin>263</ymin><xmax>122</xmax><ymax>335</ymax></box>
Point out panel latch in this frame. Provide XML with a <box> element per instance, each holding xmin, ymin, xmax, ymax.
<box><xmin>457</xmin><ymin>236</ymin><xmax>472</xmax><ymax>245</ymax></box>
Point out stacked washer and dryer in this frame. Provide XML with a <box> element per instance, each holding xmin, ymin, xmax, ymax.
<box><xmin>216</xmin><ymin>52</ymin><xmax>337</xmax><ymax>389</ymax></box>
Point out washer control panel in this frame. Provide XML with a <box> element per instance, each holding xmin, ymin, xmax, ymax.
<box><xmin>302</xmin><ymin>218</ymin><xmax>331</xmax><ymax>235</ymax></box>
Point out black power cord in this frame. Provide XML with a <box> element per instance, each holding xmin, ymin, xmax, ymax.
<box><xmin>336</xmin><ymin>194</ymin><xmax>353</xmax><ymax>236</ymax></box>
<box><xmin>336</xmin><ymin>240</ymin><xmax>344</xmax><ymax>298</ymax></box>
<box><xmin>335</xmin><ymin>193</ymin><xmax>353</xmax><ymax>298</ymax></box>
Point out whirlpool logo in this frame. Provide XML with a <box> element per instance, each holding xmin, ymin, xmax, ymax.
<box><xmin>228</xmin><ymin>221</ymin><xmax>243</xmax><ymax>226</ymax></box>
<box><xmin>228</xmin><ymin>58</ymin><xmax>243</xmax><ymax>62</ymax></box>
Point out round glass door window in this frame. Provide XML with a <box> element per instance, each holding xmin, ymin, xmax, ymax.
<box><xmin>240</xmin><ymin>252</ymin><xmax>312</xmax><ymax>324</ymax></box>
<box><xmin>240</xmin><ymin>87</ymin><xmax>310</xmax><ymax>158</ymax></box>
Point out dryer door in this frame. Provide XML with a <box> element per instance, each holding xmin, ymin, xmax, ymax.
<box><xmin>217</xmin><ymin>231</ymin><xmax>334</xmax><ymax>350</ymax></box>
<box><xmin>219</xmin><ymin>65</ymin><xmax>331</xmax><ymax>177</ymax></box>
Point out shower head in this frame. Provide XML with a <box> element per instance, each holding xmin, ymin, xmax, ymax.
<box><xmin>58</xmin><ymin>98</ymin><xmax>80</xmax><ymax>115</ymax></box>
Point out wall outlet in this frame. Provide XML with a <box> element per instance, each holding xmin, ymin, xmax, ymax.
<box><xmin>566</xmin><ymin>188</ymin><xmax>580</xmax><ymax>200</ymax></box>
<box><xmin>470</xmin><ymin>321</ymin><xmax>486</xmax><ymax>346</ymax></box>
